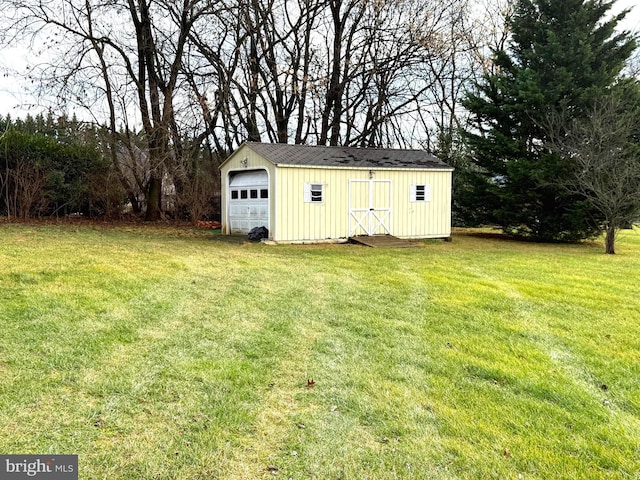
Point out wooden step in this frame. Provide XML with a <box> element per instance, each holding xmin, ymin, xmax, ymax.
<box><xmin>349</xmin><ymin>235</ymin><xmax>419</xmax><ymax>248</ymax></box>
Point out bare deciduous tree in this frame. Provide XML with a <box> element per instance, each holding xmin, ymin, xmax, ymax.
<box><xmin>188</xmin><ymin>0</ymin><xmax>484</xmax><ymax>149</ymax></box>
<box><xmin>0</xmin><ymin>0</ymin><xmax>524</xmax><ymax>224</ymax></box>
<box><xmin>6</xmin><ymin>159</ymin><xmax>49</xmax><ymax>218</ymax></box>
<box><xmin>545</xmin><ymin>90</ymin><xmax>640</xmax><ymax>254</ymax></box>
<box><xmin>1</xmin><ymin>0</ymin><xmax>219</xmax><ymax>220</ymax></box>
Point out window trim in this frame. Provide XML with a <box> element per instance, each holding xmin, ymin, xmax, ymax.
<box><xmin>410</xmin><ymin>184</ymin><xmax>431</xmax><ymax>202</ymax></box>
<box><xmin>304</xmin><ymin>183</ymin><xmax>324</xmax><ymax>203</ymax></box>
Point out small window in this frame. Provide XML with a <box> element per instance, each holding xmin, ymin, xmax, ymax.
<box><xmin>311</xmin><ymin>184</ymin><xmax>323</xmax><ymax>202</ymax></box>
<box><xmin>260</xmin><ymin>189</ymin><xmax>269</xmax><ymax>199</ymax></box>
<box><xmin>411</xmin><ymin>184</ymin><xmax>431</xmax><ymax>202</ymax></box>
<box><xmin>240</xmin><ymin>190</ymin><xmax>248</xmax><ymax>199</ymax></box>
<box><xmin>231</xmin><ymin>190</ymin><xmax>239</xmax><ymax>200</ymax></box>
<box><xmin>304</xmin><ymin>183</ymin><xmax>323</xmax><ymax>203</ymax></box>
<box><xmin>250</xmin><ymin>189</ymin><xmax>258</xmax><ymax>199</ymax></box>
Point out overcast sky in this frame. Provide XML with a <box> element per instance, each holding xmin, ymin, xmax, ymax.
<box><xmin>616</xmin><ymin>0</ymin><xmax>640</xmax><ymax>30</ymax></box>
<box><xmin>0</xmin><ymin>0</ymin><xmax>639</xmax><ymax>121</ymax></box>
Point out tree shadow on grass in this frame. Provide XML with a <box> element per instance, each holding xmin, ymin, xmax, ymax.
<box><xmin>453</xmin><ymin>227</ymin><xmax>604</xmax><ymax>250</ymax></box>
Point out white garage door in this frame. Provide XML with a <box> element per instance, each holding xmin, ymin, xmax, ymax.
<box><xmin>228</xmin><ymin>170</ymin><xmax>269</xmax><ymax>235</ymax></box>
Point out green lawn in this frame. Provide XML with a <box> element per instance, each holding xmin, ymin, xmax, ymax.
<box><xmin>0</xmin><ymin>223</ymin><xmax>638</xmax><ymax>479</ymax></box>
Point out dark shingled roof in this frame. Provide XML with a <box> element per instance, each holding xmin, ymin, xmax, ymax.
<box><xmin>243</xmin><ymin>142</ymin><xmax>452</xmax><ymax>170</ymax></box>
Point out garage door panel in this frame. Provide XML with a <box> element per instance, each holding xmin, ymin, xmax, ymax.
<box><xmin>230</xmin><ymin>205</ymin><xmax>243</xmax><ymax>215</ymax></box>
<box><xmin>248</xmin><ymin>205</ymin><xmax>262</xmax><ymax>216</ymax></box>
<box><xmin>228</xmin><ymin>170</ymin><xmax>269</xmax><ymax>235</ymax></box>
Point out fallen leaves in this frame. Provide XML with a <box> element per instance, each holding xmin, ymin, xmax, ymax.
<box><xmin>195</xmin><ymin>220</ymin><xmax>221</xmax><ymax>230</ymax></box>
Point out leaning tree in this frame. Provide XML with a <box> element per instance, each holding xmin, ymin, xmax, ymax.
<box><xmin>545</xmin><ymin>85</ymin><xmax>640</xmax><ymax>254</ymax></box>
<box><xmin>462</xmin><ymin>0</ymin><xmax>637</xmax><ymax>241</ymax></box>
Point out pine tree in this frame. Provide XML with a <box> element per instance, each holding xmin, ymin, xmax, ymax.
<box><xmin>461</xmin><ymin>0</ymin><xmax>636</xmax><ymax>241</ymax></box>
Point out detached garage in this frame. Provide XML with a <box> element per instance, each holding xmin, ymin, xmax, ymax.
<box><xmin>220</xmin><ymin>142</ymin><xmax>453</xmax><ymax>243</ymax></box>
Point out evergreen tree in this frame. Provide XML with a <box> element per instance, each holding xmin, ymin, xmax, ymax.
<box><xmin>0</xmin><ymin>114</ymin><xmax>108</xmax><ymax>217</ymax></box>
<box><xmin>461</xmin><ymin>0</ymin><xmax>636</xmax><ymax>241</ymax></box>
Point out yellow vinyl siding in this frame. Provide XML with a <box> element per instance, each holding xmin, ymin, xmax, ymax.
<box><xmin>274</xmin><ymin>167</ymin><xmax>451</xmax><ymax>242</ymax></box>
<box><xmin>275</xmin><ymin>166</ymin><xmax>353</xmax><ymax>241</ymax></box>
<box><xmin>397</xmin><ymin>170</ymin><xmax>453</xmax><ymax>238</ymax></box>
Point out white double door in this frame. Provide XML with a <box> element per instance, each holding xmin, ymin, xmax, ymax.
<box><xmin>348</xmin><ymin>179</ymin><xmax>392</xmax><ymax>236</ymax></box>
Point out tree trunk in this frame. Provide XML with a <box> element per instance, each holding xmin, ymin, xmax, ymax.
<box><xmin>605</xmin><ymin>225</ymin><xmax>616</xmax><ymax>254</ymax></box>
<box><xmin>319</xmin><ymin>0</ymin><xmax>345</xmax><ymax>146</ymax></box>
<box><xmin>145</xmin><ymin>175</ymin><xmax>162</xmax><ymax>221</ymax></box>
<box><xmin>246</xmin><ymin>33</ymin><xmax>261</xmax><ymax>142</ymax></box>
<box><xmin>128</xmin><ymin>193</ymin><xmax>142</xmax><ymax>215</ymax></box>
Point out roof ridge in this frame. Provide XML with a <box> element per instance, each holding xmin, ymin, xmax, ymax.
<box><xmin>242</xmin><ymin>142</ymin><xmax>453</xmax><ymax>170</ymax></box>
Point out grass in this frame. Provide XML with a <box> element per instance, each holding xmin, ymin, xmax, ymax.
<box><xmin>0</xmin><ymin>222</ymin><xmax>639</xmax><ymax>479</ymax></box>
